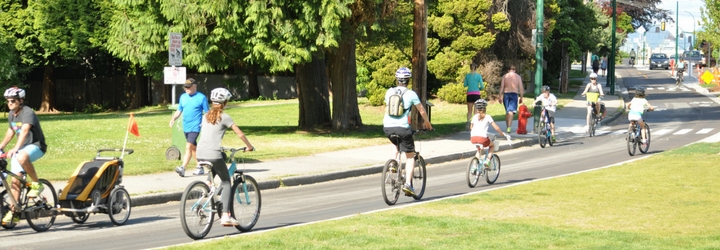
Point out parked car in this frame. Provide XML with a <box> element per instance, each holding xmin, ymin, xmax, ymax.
<box><xmin>681</xmin><ymin>50</ymin><xmax>706</xmax><ymax>67</ymax></box>
<box><xmin>649</xmin><ymin>53</ymin><xmax>670</xmax><ymax>70</ymax></box>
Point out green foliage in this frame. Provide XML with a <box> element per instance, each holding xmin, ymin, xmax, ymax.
<box><xmin>84</xmin><ymin>103</ymin><xmax>107</xmax><ymax>113</ymax></box>
<box><xmin>0</xmin><ymin>35</ymin><xmax>20</xmax><ymax>84</ymax></box>
<box><xmin>436</xmin><ymin>83</ymin><xmax>467</xmax><ymax>104</ymax></box>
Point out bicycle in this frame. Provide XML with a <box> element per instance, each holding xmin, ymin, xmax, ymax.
<box><xmin>627</xmin><ymin>110</ymin><xmax>652</xmax><ymax>156</ymax></box>
<box><xmin>466</xmin><ymin>134</ymin><xmax>511</xmax><ymax>188</ymax></box>
<box><xmin>179</xmin><ymin>147</ymin><xmax>261</xmax><ymax>240</ymax></box>
<box><xmin>676</xmin><ymin>70</ymin><xmax>684</xmax><ymax>86</ymax></box>
<box><xmin>585</xmin><ymin>97</ymin><xmax>603</xmax><ymax>137</ymax></box>
<box><xmin>0</xmin><ymin>153</ymin><xmax>58</xmax><ymax>232</ymax></box>
<box><xmin>534</xmin><ymin>104</ymin><xmax>554</xmax><ymax>148</ymax></box>
<box><xmin>380</xmin><ymin>130</ymin><xmax>427</xmax><ymax>206</ymax></box>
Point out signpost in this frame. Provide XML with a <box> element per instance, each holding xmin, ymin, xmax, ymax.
<box><xmin>169</xmin><ymin>32</ymin><xmax>183</xmax><ymax>66</ymax></box>
<box><xmin>166</xmin><ymin>32</ymin><xmax>183</xmax><ymax>106</ymax></box>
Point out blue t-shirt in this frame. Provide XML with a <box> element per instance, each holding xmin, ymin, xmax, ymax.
<box><xmin>178</xmin><ymin>92</ymin><xmax>209</xmax><ymax>132</ymax></box>
<box><xmin>383</xmin><ymin>87</ymin><xmax>421</xmax><ymax>128</ymax></box>
<box><xmin>464</xmin><ymin>72</ymin><xmax>484</xmax><ymax>95</ymax></box>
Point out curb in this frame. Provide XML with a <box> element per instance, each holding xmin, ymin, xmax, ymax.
<box><xmin>130</xmin><ymin>138</ymin><xmax>537</xmax><ymax>207</ymax></box>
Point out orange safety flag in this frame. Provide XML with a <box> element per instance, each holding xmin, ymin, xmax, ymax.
<box><xmin>128</xmin><ymin>113</ymin><xmax>140</xmax><ymax>137</ymax></box>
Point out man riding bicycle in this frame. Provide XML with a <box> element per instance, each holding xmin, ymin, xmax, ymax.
<box><xmin>676</xmin><ymin>59</ymin><xmax>687</xmax><ymax>84</ymax></box>
<box><xmin>627</xmin><ymin>88</ymin><xmax>654</xmax><ymax>145</ymax></box>
<box><xmin>383</xmin><ymin>67</ymin><xmax>432</xmax><ymax>197</ymax></box>
<box><xmin>533</xmin><ymin>85</ymin><xmax>558</xmax><ymax>142</ymax></box>
<box><xmin>581</xmin><ymin>73</ymin><xmax>604</xmax><ymax>134</ymax></box>
<box><xmin>629</xmin><ymin>49</ymin><xmax>637</xmax><ymax>65</ymax></box>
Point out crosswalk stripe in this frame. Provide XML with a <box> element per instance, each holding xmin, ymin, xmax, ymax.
<box><xmin>697</xmin><ymin>128</ymin><xmax>714</xmax><ymax>134</ymax></box>
<box><xmin>653</xmin><ymin>128</ymin><xmax>673</xmax><ymax>135</ymax></box>
<box><xmin>673</xmin><ymin>129</ymin><xmax>693</xmax><ymax>135</ymax></box>
<box><xmin>657</xmin><ymin>87</ymin><xmax>664</xmax><ymax>90</ymax></box>
<box><xmin>648</xmin><ymin>87</ymin><xmax>655</xmax><ymax>90</ymax></box>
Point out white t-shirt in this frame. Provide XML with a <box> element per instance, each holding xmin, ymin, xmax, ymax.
<box><xmin>628</xmin><ymin>97</ymin><xmax>649</xmax><ymax>116</ymax></box>
<box><xmin>470</xmin><ymin>114</ymin><xmax>494</xmax><ymax>137</ymax></box>
<box><xmin>534</xmin><ymin>94</ymin><xmax>557</xmax><ymax>112</ymax></box>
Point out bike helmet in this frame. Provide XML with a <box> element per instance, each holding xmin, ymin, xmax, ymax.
<box><xmin>3</xmin><ymin>87</ymin><xmax>25</xmax><ymax>99</ymax></box>
<box><xmin>474</xmin><ymin>99</ymin><xmax>488</xmax><ymax>110</ymax></box>
<box><xmin>210</xmin><ymin>87</ymin><xmax>232</xmax><ymax>103</ymax></box>
<box><xmin>542</xmin><ymin>85</ymin><xmax>551</xmax><ymax>92</ymax></box>
<box><xmin>395</xmin><ymin>67</ymin><xmax>412</xmax><ymax>84</ymax></box>
<box><xmin>589</xmin><ymin>73</ymin><xmax>598</xmax><ymax>79</ymax></box>
<box><xmin>635</xmin><ymin>87</ymin><xmax>645</xmax><ymax>97</ymax></box>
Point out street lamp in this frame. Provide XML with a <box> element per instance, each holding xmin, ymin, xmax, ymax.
<box><xmin>685</xmin><ymin>11</ymin><xmax>696</xmax><ymax>49</ymax></box>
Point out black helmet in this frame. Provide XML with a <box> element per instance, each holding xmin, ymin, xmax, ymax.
<box><xmin>542</xmin><ymin>85</ymin><xmax>551</xmax><ymax>92</ymax></box>
<box><xmin>474</xmin><ymin>99</ymin><xmax>488</xmax><ymax>110</ymax></box>
<box><xmin>635</xmin><ymin>87</ymin><xmax>645</xmax><ymax>97</ymax></box>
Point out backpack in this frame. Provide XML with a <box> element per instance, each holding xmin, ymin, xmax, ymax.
<box><xmin>387</xmin><ymin>88</ymin><xmax>408</xmax><ymax>117</ymax></box>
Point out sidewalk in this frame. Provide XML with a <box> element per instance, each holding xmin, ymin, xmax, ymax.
<box><xmin>50</xmin><ymin>69</ymin><xmax>626</xmax><ymax>207</ymax></box>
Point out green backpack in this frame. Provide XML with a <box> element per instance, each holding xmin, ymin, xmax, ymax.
<box><xmin>387</xmin><ymin>88</ymin><xmax>408</xmax><ymax>117</ymax></box>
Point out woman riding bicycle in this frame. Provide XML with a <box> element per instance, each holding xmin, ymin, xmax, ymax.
<box><xmin>626</xmin><ymin>87</ymin><xmax>654</xmax><ymax>145</ymax></box>
<box><xmin>469</xmin><ymin>99</ymin><xmax>510</xmax><ymax>165</ymax></box>
<box><xmin>195</xmin><ymin>87</ymin><xmax>254</xmax><ymax>227</ymax></box>
<box><xmin>533</xmin><ymin>85</ymin><xmax>558</xmax><ymax>142</ymax></box>
<box><xmin>581</xmin><ymin>73</ymin><xmax>604</xmax><ymax>134</ymax></box>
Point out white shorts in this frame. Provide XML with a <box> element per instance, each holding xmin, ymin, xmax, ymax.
<box><xmin>628</xmin><ymin>113</ymin><xmax>643</xmax><ymax>122</ymax></box>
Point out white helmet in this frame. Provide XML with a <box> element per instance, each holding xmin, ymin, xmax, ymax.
<box><xmin>395</xmin><ymin>67</ymin><xmax>411</xmax><ymax>85</ymax></box>
<box><xmin>210</xmin><ymin>88</ymin><xmax>232</xmax><ymax>103</ymax></box>
<box><xmin>4</xmin><ymin>87</ymin><xmax>25</xmax><ymax>99</ymax></box>
<box><xmin>589</xmin><ymin>73</ymin><xmax>598</xmax><ymax>79</ymax></box>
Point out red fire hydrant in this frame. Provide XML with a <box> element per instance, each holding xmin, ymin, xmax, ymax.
<box><xmin>516</xmin><ymin>104</ymin><xmax>532</xmax><ymax>134</ymax></box>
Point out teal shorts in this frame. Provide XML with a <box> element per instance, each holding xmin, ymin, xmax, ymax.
<box><xmin>10</xmin><ymin>144</ymin><xmax>45</xmax><ymax>175</ymax></box>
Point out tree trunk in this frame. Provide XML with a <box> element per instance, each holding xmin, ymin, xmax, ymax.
<box><xmin>328</xmin><ymin>29</ymin><xmax>362</xmax><ymax>130</ymax></box>
<box><xmin>39</xmin><ymin>64</ymin><xmax>57</xmax><ymax>113</ymax></box>
<box><xmin>296</xmin><ymin>54</ymin><xmax>331</xmax><ymax>129</ymax></box>
<box><xmin>247</xmin><ymin>63</ymin><xmax>260</xmax><ymax>99</ymax></box>
<box><xmin>411</xmin><ymin>0</ymin><xmax>428</xmax><ymax>129</ymax></box>
<box><xmin>129</xmin><ymin>64</ymin><xmax>144</xmax><ymax>109</ymax></box>
<box><xmin>560</xmin><ymin>43</ymin><xmax>569</xmax><ymax>94</ymax></box>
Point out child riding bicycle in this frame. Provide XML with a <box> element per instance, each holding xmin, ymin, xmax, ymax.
<box><xmin>470</xmin><ymin>99</ymin><xmax>511</xmax><ymax>166</ymax></box>
<box><xmin>626</xmin><ymin>88</ymin><xmax>654</xmax><ymax>145</ymax></box>
<box><xmin>533</xmin><ymin>85</ymin><xmax>558</xmax><ymax>142</ymax></box>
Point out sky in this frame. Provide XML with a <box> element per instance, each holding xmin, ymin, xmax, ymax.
<box><xmin>656</xmin><ymin>0</ymin><xmax>706</xmax><ymax>36</ymax></box>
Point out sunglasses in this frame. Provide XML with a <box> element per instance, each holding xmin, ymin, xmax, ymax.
<box><xmin>590</xmin><ymin>78</ymin><xmax>597</xmax><ymax>80</ymax></box>
<box><xmin>6</xmin><ymin>99</ymin><xmax>18</xmax><ymax>104</ymax></box>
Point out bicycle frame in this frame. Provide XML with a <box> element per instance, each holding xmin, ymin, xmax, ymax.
<box><xmin>0</xmin><ymin>170</ymin><xmax>30</xmax><ymax>214</ymax></box>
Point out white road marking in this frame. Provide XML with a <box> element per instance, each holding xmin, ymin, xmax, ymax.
<box><xmin>653</xmin><ymin>128</ymin><xmax>673</xmax><ymax>135</ymax></box>
<box><xmin>697</xmin><ymin>128</ymin><xmax>714</xmax><ymax>134</ymax></box>
<box><xmin>673</xmin><ymin>129</ymin><xmax>693</xmax><ymax>135</ymax></box>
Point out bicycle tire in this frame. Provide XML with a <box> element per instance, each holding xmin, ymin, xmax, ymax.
<box><xmin>180</xmin><ymin>181</ymin><xmax>214</xmax><ymax>240</ymax></box>
<box><xmin>486</xmin><ymin>154</ymin><xmax>501</xmax><ymax>184</ymax></box>
<box><xmin>547</xmin><ymin>126</ymin><xmax>555</xmax><ymax>146</ymax></box>
<box><xmin>381</xmin><ymin>159</ymin><xmax>400</xmax><ymax>205</ymax></box>
<box><xmin>412</xmin><ymin>155</ymin><xmax>426</xmax><ymax>200</ymax></box>
<box><xmin>70</xmin><ymin>212</ymin><xmax>90</xmax><ymax>224</ymax></box>
<box><xmin>1</xmin><ymin>190</ymin><xmax>17</xmax><ymax>229</ymax></box>
<box><xmin>639</xmin><ymin>123</ymin><xmax>651</xmax><ymax>154</ymax></box>
<box><xmin>589</xmin><ymin>116</ymin><xmax>597</xmax><ymax>137</ymax></box>
<box><xmin>538</xmin><ymin>123</ymin><xmax>547</xmax><ymax>148</ymax></box>
<box><xmin>108</xmin><ymin>187</ymin><xmax>131</xmax><ymax>226</ymax></box>
<box><xmin>466</xmin><ymin>157</ymin><xmax>481</xmax><ymax>188</ymax></box>
<box><xmin>627</xmin><ymin>128</ymin><xmax>637</xmax><ymax>156</ymax></box>
<box><xmin>25</xmin><ymin>179</ymin><xmax>57</xmax><ymax>232</ymax></box>
<box><xmin>231</xmin><ymin>175</ymin><xmax>261</xmax><ymax>232</ymax></box>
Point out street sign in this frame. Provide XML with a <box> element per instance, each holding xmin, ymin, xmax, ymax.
<box><xmin>701</xmin><ymin>70</ymin><xmax>714</xmax><ymax>84</ymax></box>
<box><xmin>164</xmin><ymin>67</ymin><xmax>186</xmax><ymax>84</ymax></box>
<box><xmin>169</xmin><ymin>32</ymin><xmax>183</xmax><ymax>66</ymax></box>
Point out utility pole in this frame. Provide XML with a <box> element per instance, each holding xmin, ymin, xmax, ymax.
<box><xmin>675</xmin><ymin>1</ymin><xmax>679</xmax><ymax>66</ymax></box>
<box><xmin>534</xmin><ymin>0</ymin><xmax>544</xmax><ymax>130</ymax></box>
<box><xmin>609</xmin><ymin>0</ymin><xmax>616</xmax><ymax>95</ymax></box>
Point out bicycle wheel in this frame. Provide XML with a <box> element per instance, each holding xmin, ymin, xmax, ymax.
<box><xmin>231</xmin><ymin>175</ymin><xmax>261</xmax><ymax>232</ymax></box>
<box><xmin>547</xmin><ymin>127</ymin><xmax>555</xmax><ymax>147</ymax></box>
<box><xmin>108</xmin><ymin>187</ymin><xmax>131</xmax><ymax>226</ymax></box>
<box><xmin>1</xmin><ymin>190</ymin><xmax>17</xmax><ymax>229</ymax></box>
<box><xmin>26</xmin><ymin>179</ymin><xmax>57</xmax><ymax>232</ymax></box>
<box><xmin>486</xmin><ymin>154</ymin><xmax>501</xmax><ymax>184</ymax></box>
<box><xmin>412</xmin><ymin>155</ymin><xmax>427</xmax><ymax>200</ymax></box>
<box><xmin>180</xmin><ymin>181</ymin><xmax>214</xmax><ymax>240</ymax></box>
<box><xmin>627</xmin><ymin>129</ymin><xmax>636</xmax><ymax>156</ymax></box>
<box><xmin>538</xmin><ymin>123</ymin><xmax>547</xmax><ymax>148</ymax></box>
<box><xmin>381</xmin><ymin>159</ymin><xmax>401</xmax><ymax>205</ymax></box>
<box><xmin>466</xmin><ymin>157</ymin><xmax>481</xmax><ymax>188</ymax></box>
<box><xmin>589</xmin><ymin>116</ymin><xmax>596</xmax><ymax>137</ymax></box>
<box><xmin>639</xmin><ymin>124</ymin><xmax>651</xmax><ymax>154</ymax></box>
<box><xmin>70</xmin><ymin>212</ymin><xmax>90</xmax><ymax>224</ymax></box>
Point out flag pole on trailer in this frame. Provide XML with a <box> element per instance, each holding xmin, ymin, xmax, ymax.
<box><xmin>121</xmin><ymin>114</ymin><xmax>131</xmax><ymax>159</ymax></box>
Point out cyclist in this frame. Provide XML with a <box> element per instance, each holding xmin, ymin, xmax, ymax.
<box><xmin>383</xmin><ymin>67</ymin><xmax>432</xmax><ymax>197</ymax></box>
<box><xmin>533</xmin><ymin>85</ymin><xmax>558</xmax><ymax>142</ymax></box>
<box><xmin>676</xmin><ymin>59</ymin><xmax>687</xmax><ymax>84</ymax></box>
<box><xmin>0</xmin><ymin>87</ymin><xmax>47</xmax><ymax>225</ymax></box>
<box><xmin>626</xmin><ymin>87</ymin><xmax>654</xmax><ymax>145</ymax></box>
<box><xmin>171</xmin><ymin>78</ymin><xmax>209</xmax><ymax>177</ymax></box>
<box><xmin>581</xmin><ymin>73</ymin><xmax>604</xmax><ymax>134</ymax></box>
<box><xmin>463</xmin><ymin>63</ymin><xmax>484</xmax><ymax>129</ymax></box>
<box><xmin>195</xmin><ymin>87</ymin><xmax>254</xmax><ymax>227</ymax></box>
<box><xmin>629</xmin><ymin>49</ymin><xmax>636</xmax><ymax>65</ymax></box>
<box><xmin>469</xmin><ymin>99</ymin><xmax>511</xmax><ymax>167</ymax></box>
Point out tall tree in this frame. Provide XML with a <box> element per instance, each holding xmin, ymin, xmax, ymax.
<box><xmin>0</xmin><ymin>34</ymin><xmax>19</xmax><ymax>85</ymax></box>
<box><xmin>698</xmin><ymin>0</ymin><xmax>720</xmax><ymax>61</ymax></box>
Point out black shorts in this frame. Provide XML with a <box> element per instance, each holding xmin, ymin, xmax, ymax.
<box><xmin>467</xmin><ymin>94</ymin><xmax>481</xmax><ymax>103</ymax></box>
<box><xmin>383</xmin><ymin>127</ymin><xmax>415</xmax><ymax>153</ymax></box>
<box><xmin>185</xmin><ymin>132</ymin><xmax>199</xmax><ymax>145</ymax></box>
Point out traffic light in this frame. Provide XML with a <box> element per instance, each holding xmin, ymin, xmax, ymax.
<box><xmin>661</xmin><ymin>22</ymin><xmax>665</xmax><ymax>31</ymax></box>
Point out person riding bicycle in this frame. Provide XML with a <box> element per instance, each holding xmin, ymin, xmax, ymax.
<box><xmin>629</xmin><ymin>49</ymin><xmax>636</xmax><ymax>65</ymax></box>
<box><xmin>676</xmin><ymin>59</ymin><xmax>687</xmax><ymax>80</ymax></box>
<box><xmin>581</xmin><ymin>73</ymin><xmax>604</xmax><ymax>134</ymax></box>
<box><xmin>383</xmin><ymin>67</ymin><xmax>433</xmax><ymax>197</ymax></box>
<box><xmin>195</xmin><ymin>87</ymin><xmax>255</xmax><ymax>227</ymax></box>
<box><xmin>470</xmin><ymin>99</ymin><xmax>510</xmax><ymax>168</ymax></box>
<box><xmin>533</xmin><ymin>85</ymin><xmax>558</xmax><ymax>142</ymax></box>
<box><xmin>626</xmin><ymin>87</ymin><xmax>654</xmax><ymax>145</ymax></box>
<box><xmin>0</xmin><ymin>87</ymin><xmax>48</xmax><ymax>225</ymax></box>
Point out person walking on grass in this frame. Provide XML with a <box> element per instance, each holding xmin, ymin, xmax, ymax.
<box><xmin>463</xmin><ymin>63</ymin><xmax>484</xmax><ymax>129</ymax></box>
<box><xmin>171</xmin><ymin>78</ymin><xmax>209</xmax><ymax>177</ymax></box>
<box><xmin>498</xmin><ymin>66</ymin><xmax>524</xmax><ymax>133</ymax></box>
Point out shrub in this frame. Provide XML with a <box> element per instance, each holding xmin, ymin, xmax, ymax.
<box><xmin>437</xmin><ymin>83</ymin><xmax>467</xmax><ymax>104</ymax></box>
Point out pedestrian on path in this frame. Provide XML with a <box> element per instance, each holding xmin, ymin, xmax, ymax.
<box><xmin>196</xmin><ymin>87</ymin><xmax>255</xmax><ymax>226</ymax></box>
<box><xmin>463</xmin><ymin>63</ymin><xmax>484</xmax><ymax>129</ymax></box>
<box><xmin>383</xmin><ymin>67</ymin><xmax>432</xmax><ymax>197</ymax></box>
<box><xmin>499</xmin><ymin>65</ymin><xmax>524</xmax><ymax>133</ymax></box>
<box><xmin>591</xmin><ymin>56</ymin><xmax>600</xmax><ymax>74</ymax></box>
<box><xmin>600</xmin><ymin>56</ymin><xmax>608</xmax><ymax>77</ymax></box>
<box><xmin>171</xmin><ymin>78</ymin><xmax>209</xmax><ymax>177</ymax></box>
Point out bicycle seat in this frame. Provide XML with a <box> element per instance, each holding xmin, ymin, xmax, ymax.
<box><xmin>198</xmin><ymin>161</ymin><xmax>214</xmax><ymax>167</ymax></box>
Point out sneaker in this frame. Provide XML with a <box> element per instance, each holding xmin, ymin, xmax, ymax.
<box><xmin>402</xmin><ymin>184</ymin><xmax>415</xmax><ymax>196</ymax></box>
<box><xmin>221</xmin><ymin>216</ymin><xmax>239</xmax><ymax>227</ymax></box>
<box><xmin>174</xmin><ymin>166</ymin><xmax>185</xmax><ymax>177</ymax></box>
<box><xmin>470</xmin><ymin>164</ymin><xmax>478</xmax><ymax>174</ymax></box>
<box><xmin>551</xmin><ymin>136</ymin><xmax>557</xmax><ymax>142</ymax></box>
<box><xmin>506</xmin><ymin>127</ymin><xmax>511</xmax><ymax>133</ymax></box>
<box><xmin>27</xmin><ymin>182</ymin><xmax>44</xmax><ymax>198</ymax></box>
<box><xmin>641</xmin><ymin>139</ymin><xmax>647</xmax><ymax>144</ymax></box>
<box><xmin>2</xmin><ymin>211</ymin><xmax>18</xmax><ymax>225</ymax></box>
<box><xmin>192</xmin><ymin>166</ymin><xmax>205</xmax><ymax>176</ymax></box>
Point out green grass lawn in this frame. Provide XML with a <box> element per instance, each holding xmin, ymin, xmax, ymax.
<box><xmin>169</xmin><ymin>142</ymin><xmax>720</xmax><ymax>249</ymax></box>
<box><xmin>569</xmin><ymin>69</ymin><xmax>587</xmax><ymax>79</ymax></box>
